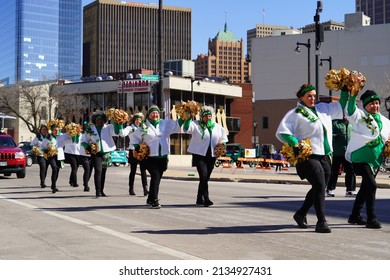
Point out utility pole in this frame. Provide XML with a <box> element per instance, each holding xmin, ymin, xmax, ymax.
<box><xmin>158</xmin><ymin>0</ymin><xmax>163</xmax><ymax>112</ymax></box>
<box><xmin>314</xmin><ymin>1</ymin><xmax>323</xmax><ymax>101</ymax></box>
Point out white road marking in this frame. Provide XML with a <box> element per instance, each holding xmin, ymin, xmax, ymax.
<box><xmin>0</xmin><ymin>195</ymin><xmax>203</xmax><ymax>260</ymax></box>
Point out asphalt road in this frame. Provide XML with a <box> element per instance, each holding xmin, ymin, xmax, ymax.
<box><xmin>1</xmin><ymin>164</ymin><xmax>390</xmax><ymax>261</ymax></box>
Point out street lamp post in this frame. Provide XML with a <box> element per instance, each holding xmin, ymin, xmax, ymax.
<box><xmin>320</xmin><ymin>56</ymin><xmax>333</xmax><ymax>97</ymax></box>
<box><xmin>295</xmin><ymin>39</ymin><xmax>311</xmax><ymax>84</ymax></box>
<box><xmin>157</xmin><ymin>0</ymin><xmax>163</xmax><ymax>109</ymax></box>
<box><xmin>385</xmin><ymin>96</ymin><xmax>390</xmax><ymax>119</ymax></box>
<box><xmin>314</xmin><ymin>0</ymin><xmax>323</xmax><ymax>101</ymax></box>
<box><xmin>184</xmin><ymin>76</ymin><xmax>201</xmax><ymax>100</ymax></box>
<box><xmin>252</xmin><ymin>120</ymin><xmax>258</xmax><ymax>148</ymax></box>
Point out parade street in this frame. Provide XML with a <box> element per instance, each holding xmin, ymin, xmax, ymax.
<box><xmin>1</xmin><ymin>164</ymin><xmax>390</xmax><ymax>260</ymax></box>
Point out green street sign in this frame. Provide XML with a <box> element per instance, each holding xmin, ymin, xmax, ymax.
<box><xmin>141</xmin><ymin>75</ymin><xmax>159</xmax><ymax>81</ymax></box>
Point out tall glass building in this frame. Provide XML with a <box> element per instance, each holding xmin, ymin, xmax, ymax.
<box><xmin>356</xmin><ymin>0</ymin><xmax>390</xmax><ymax>24</ymax></box>
<box><xmin>0</xmin><ymin>0</ymin><xmax>81</xmax><ymax>86</ymax></box>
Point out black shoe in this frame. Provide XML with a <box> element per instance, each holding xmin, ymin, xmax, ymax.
<box><xmin>41</xmin><ymin>184</ymin><xmax>47</xmax><ymax>188</ymax></box>
<box><xmin>100</xmin><ymin>192</ymin><xmax>106</xmax><ymax>197</ymax></box>
<box><xmin>51</xmin><ymin>188</ymin><xmax>58</xmax><ymax>194</ymax></box>
<box><xmin>129</xmin><ymin>189</ymin><xmax>136</xmax><ymax>195</ymax></box>
<box><xmin>73</xmin><ymin>184</ymin><xmax>79</xmax><ymax>188</ymax></box>
<box><xmin>348</xmin><ymin>215</ymin><xmax>366</xmax><ymax>225</ymax></box>
<box><xmin>146</xmin><ymin>198</ymin><xmax>152</xmax><ymax>205</ymax></box>
<box><xmin>366</xmin><ymin>219</ymin><xmax>382</xmax><ymax>229</ymax></box>
<box><xmin>196</xmin><ymin>199</ymin><xmax>205</xmax><ymax>206</ymax></box>
<box><xmin>150</xmin><ymin>200</ymin><xmax>161</xmax><ymax>209</ymax></box>
<box><xmin>84</xmin><ymin>186</ymin><xmax>90</xmax><ymax>192</ymax></box>
<box><xmin>204</xmin><ymin>199</ymin><xmax>214</xmax><ymax>207</ymax></box>
<box><xmin>143</xmin><ymin>187</ymin><xmax>149</xmax><ymax>196</ymax></box>
<box><xmin>293</xmin><ymin>212</ymin><xmax>309</xmax><ymax>229</ymax></box>
<box><xmin>315</xmin><ymin>220</ymin><xmax>331</xmax><ymax>233</ymax></box>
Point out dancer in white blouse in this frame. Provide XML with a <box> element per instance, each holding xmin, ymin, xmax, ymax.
<box><xmin>120</xmin><ymin>112</ymin><xmax>148</xmax><ymax>196</ymax></box>
<box><xmin>132</xmin><ymin>105</ymin><xmax>182</xmax><ymax>209</ymax></box>
<box><xmin>276</xmin><ymin>83</ymin><xmax>348</xmax><ymax>233</ymax></box>
<box><xmin>81</xmin><ymin>110</ymin><xmax>122</xmax><ymax>198</ymax></box>
<box><xmin>30</xmin><ymin>125</ymin><xmax>50</xmax><ymax>188</ymax></box>
<box><xmin>183</xmin><ymin>106</ymin><xmax>228</xmax><ymax>207</ymax></box>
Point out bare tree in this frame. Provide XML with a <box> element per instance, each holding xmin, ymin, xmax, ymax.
<box><xmin>0</xmin><ymin>80</ymin><xmax>88</xmax><ymax>135</ymax></box>
<box><xmin>378</xmin><ymin>72</ymin><xmax>390</xmax><ymax>118</ymax></box>
<box><xmin>52</xmin><ymin>90</ymin><xmax>89</xmax><ymax>124</ymax></box>
<box><xmin>0</xmin><ymin>81</ymin><xmax>51</xmax><ymax>134</ymax></box>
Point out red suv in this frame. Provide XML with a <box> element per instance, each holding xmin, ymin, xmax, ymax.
<box><xmin>0</xmin><ymin>133</ymin><xmax>26</xmax><ymax>178</ymax></box>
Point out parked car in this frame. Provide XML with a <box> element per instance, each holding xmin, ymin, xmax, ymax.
<box><xmin>18</xmin><ymin>141</ymin><xmax>37</xmax><ymax>167</ymax></box>
<box><xmin>0</xmin><ymin>134</ymin><xmax>26</xmax><ymax>178</ymax></box>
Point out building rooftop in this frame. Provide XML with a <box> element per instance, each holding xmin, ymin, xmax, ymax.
<box><xmin>214</xmin><ymin>23</ymin><xmax>238</xmax><ymax>42</ymax></box>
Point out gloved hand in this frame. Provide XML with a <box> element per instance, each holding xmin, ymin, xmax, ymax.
<box><xmin>293</xmin><ymin>146</ymin><xmax>301</xmax><ymax>157</ymax></box>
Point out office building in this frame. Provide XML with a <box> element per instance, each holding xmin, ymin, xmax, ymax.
<box><xmin>246</xmin><ymin>24</ymin><xmax>298</xmax><ymax>57</ymax></box>
<box><xmin>0</xmin><ymin>0</ymin><xmax>82</xmax><ymax>85</ymax></box>
<box><xmin>356</xmin><ymin>0</ymin><xmax>390</xmax><ymax>24</ymax></box>
<box><xmin>83</xmin><ymin>0</ymin><xmax>191</xmax><ymax>77</ymax></box>
<box><xmin>302</xmin><ymin>20</ymin><xmax>345</xmax><ymax>33</ymax></box>
<box><xmin>194</xmin><ymin>23</ymin><xmax>251</xmax><ymax>84</ymax></box>
<box><xmin>250</xmin><ymin>13</ymin><xmax>390</xmax><ymax>147</ymax></box>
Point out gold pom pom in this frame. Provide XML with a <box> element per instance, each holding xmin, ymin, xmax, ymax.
<box><xmin>32</xmin><ymin>146</ymin><xmax>41</xmax><ymax>156</ymax></box>
<box><xmin>105</xmin><ymin>108</ymin><xmax>129</xmax><ymax>124</ymax></box>
<box><xmin>214</xmin><ymin>143</ymin><xmax>226</xmax><ymax>158</ymax></box>
<box><xmin>133</xmin><ymin>142</ymin><xmax>150</xmax><ymax>161</ymax></box>
<box><xmin>281</xmin><ymin>138</ymin><xmax>312</xmax><ymax>165</ymax></box>
<box><xmin>383</xmin><ymin>139</ymin><xmax>390</xmax><ymax>158</ymax></box>
<box><xmin>85</xmin><ymin>142</ymin><xmax>99</xmax><ymax>155</ymax></box>
<box><xmin>175</xmin><ymin>100</ymin><xmax>201</xmax><ymax>121</ymax></box>
<box><xmin>47</xmin><ymin>119</ymin><xmax>65</xmax><ymax>130</ymax></box>
<box><xmin>324</xmin><ymin>67</ymin><xmax>366</xmax><ymax>95</ymax></box>
<box><xmin>43</xmin><ymin>146</ymin><xmax>58</xmax><ymax>159</ymax></box>
<box><xmin>65</xmin><ymin>122</ymin><xmax>82</xmax><ymax>137</ymax></box>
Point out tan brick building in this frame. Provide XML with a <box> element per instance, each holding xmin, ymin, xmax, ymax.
<box><xmin>194</xmin><ymin>23</ymin><xmax>251</xmax><ymax>84</ymax></box>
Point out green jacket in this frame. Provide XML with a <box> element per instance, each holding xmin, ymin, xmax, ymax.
<box><xmin>332</xmin><ymin>118</ymin><xmax>352</xmax><ymax>157</ymax></box>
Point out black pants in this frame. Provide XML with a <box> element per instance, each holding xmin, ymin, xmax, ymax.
<box><xmin>80</xmin><ymin>155</ymin><xmax>92</xmax><ymax>188</ymax></box>
<box><xmin>65</xmin><ymin>153</ymin><xmax>79</xmax><ymax>186</ymax></box>
<box><xmin>193</xmin><ymin>153</ymin><xmax>216</xmax><ymax>200</ymax></box>
<box><xmin>37</xmin><ymin>156</ymin><xmax>48</xmax><ymax>186</ymax></box>
<box><xmin>143</xmin><ymin>157</ymin><xmax>168</xmax><ymax>202</ymax></box>
<box><xmin>46</xmin><ymin>156</ymin><xmax>60</xmax><ymax>189</ymax></box>
<box><xmin>351</xmin><ymin>163</ymin><xmax>378</xmax><ymax>220</ymax></box>
<box><xmin>295</xmin><ymin>155</ymin><xmax>331</xmax><ymax>222</ymax></box>
<box><xmin>91</xmin><ymin>154</ymin><xmax>107</xmax><ymax>195</ymax></box>
<box><xmin>128</xmin><ymin>150</ymin><xmax>147</xmax><ymax>188</ymax></box>
<box><xmin>327</xmin><ymin>155</ymin><xmax>356</xmax><ymax>191</ymax></box>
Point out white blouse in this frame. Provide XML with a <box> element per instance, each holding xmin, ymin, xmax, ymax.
<box><xmin>345</xmin><ymin>104</ymin><xmax>390</xmax><ymax>161</ymax></box>
<box><xmin>185</xmin><ymin>121</ymin><xmax>228</xmax><ymax>157</ymax></box>
<box><xmin>276</xmin><ymin>101</ymin><xmax>343</xmax><ymax>155</ymax></box>
<box><xmin>132</xmin><ymin>119</ymin><xmax>181</xmax><ymax>157</ymax></box>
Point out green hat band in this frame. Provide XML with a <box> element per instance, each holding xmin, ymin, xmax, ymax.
<box><xmin>363</xmin><ymin>95</ymin><xmax>380</xmax><ymax>107</ymax></box>
<box><xmin>201</xmin><ymin>110</ymin><xmax>212</xmax><ymax>118</ymax></box>
<box><xmin>298</xmin><ymin>85</ymin><xmax>316</xmax><ymax>97</ymax></box>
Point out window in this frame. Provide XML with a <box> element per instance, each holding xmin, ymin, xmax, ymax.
<box><xmin>262</xmin><ymin>116</ymin><xmax>268</xmax><ymax>129</ymax></box>
<box><xmin>134</xmin><ymin>92</ymin><xmax>149</xmax><ymax>111</ymax></box>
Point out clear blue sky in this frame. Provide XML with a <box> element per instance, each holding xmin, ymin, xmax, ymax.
<box><xmin>82</xmin><ymin>0</ymin><xmax>355</xmax><ymax>59</ymax></box>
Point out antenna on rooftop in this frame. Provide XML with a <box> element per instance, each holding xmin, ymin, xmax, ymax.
<box><xmin>262</xmin><ymin>9</ymin><xmax>265</xmax><ymax>25</ymax></box>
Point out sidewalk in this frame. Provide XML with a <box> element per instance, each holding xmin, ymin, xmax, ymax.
<box><xmin>163</xmin><ymin>164</ymin><xmax>390</xmax><ymax>189</ymax></box>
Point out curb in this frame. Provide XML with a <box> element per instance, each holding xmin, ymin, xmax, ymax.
<box><xmin>163</xmin><ymin>175</ymin><xmax>390</xmax><ymax>189</ymax></box>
